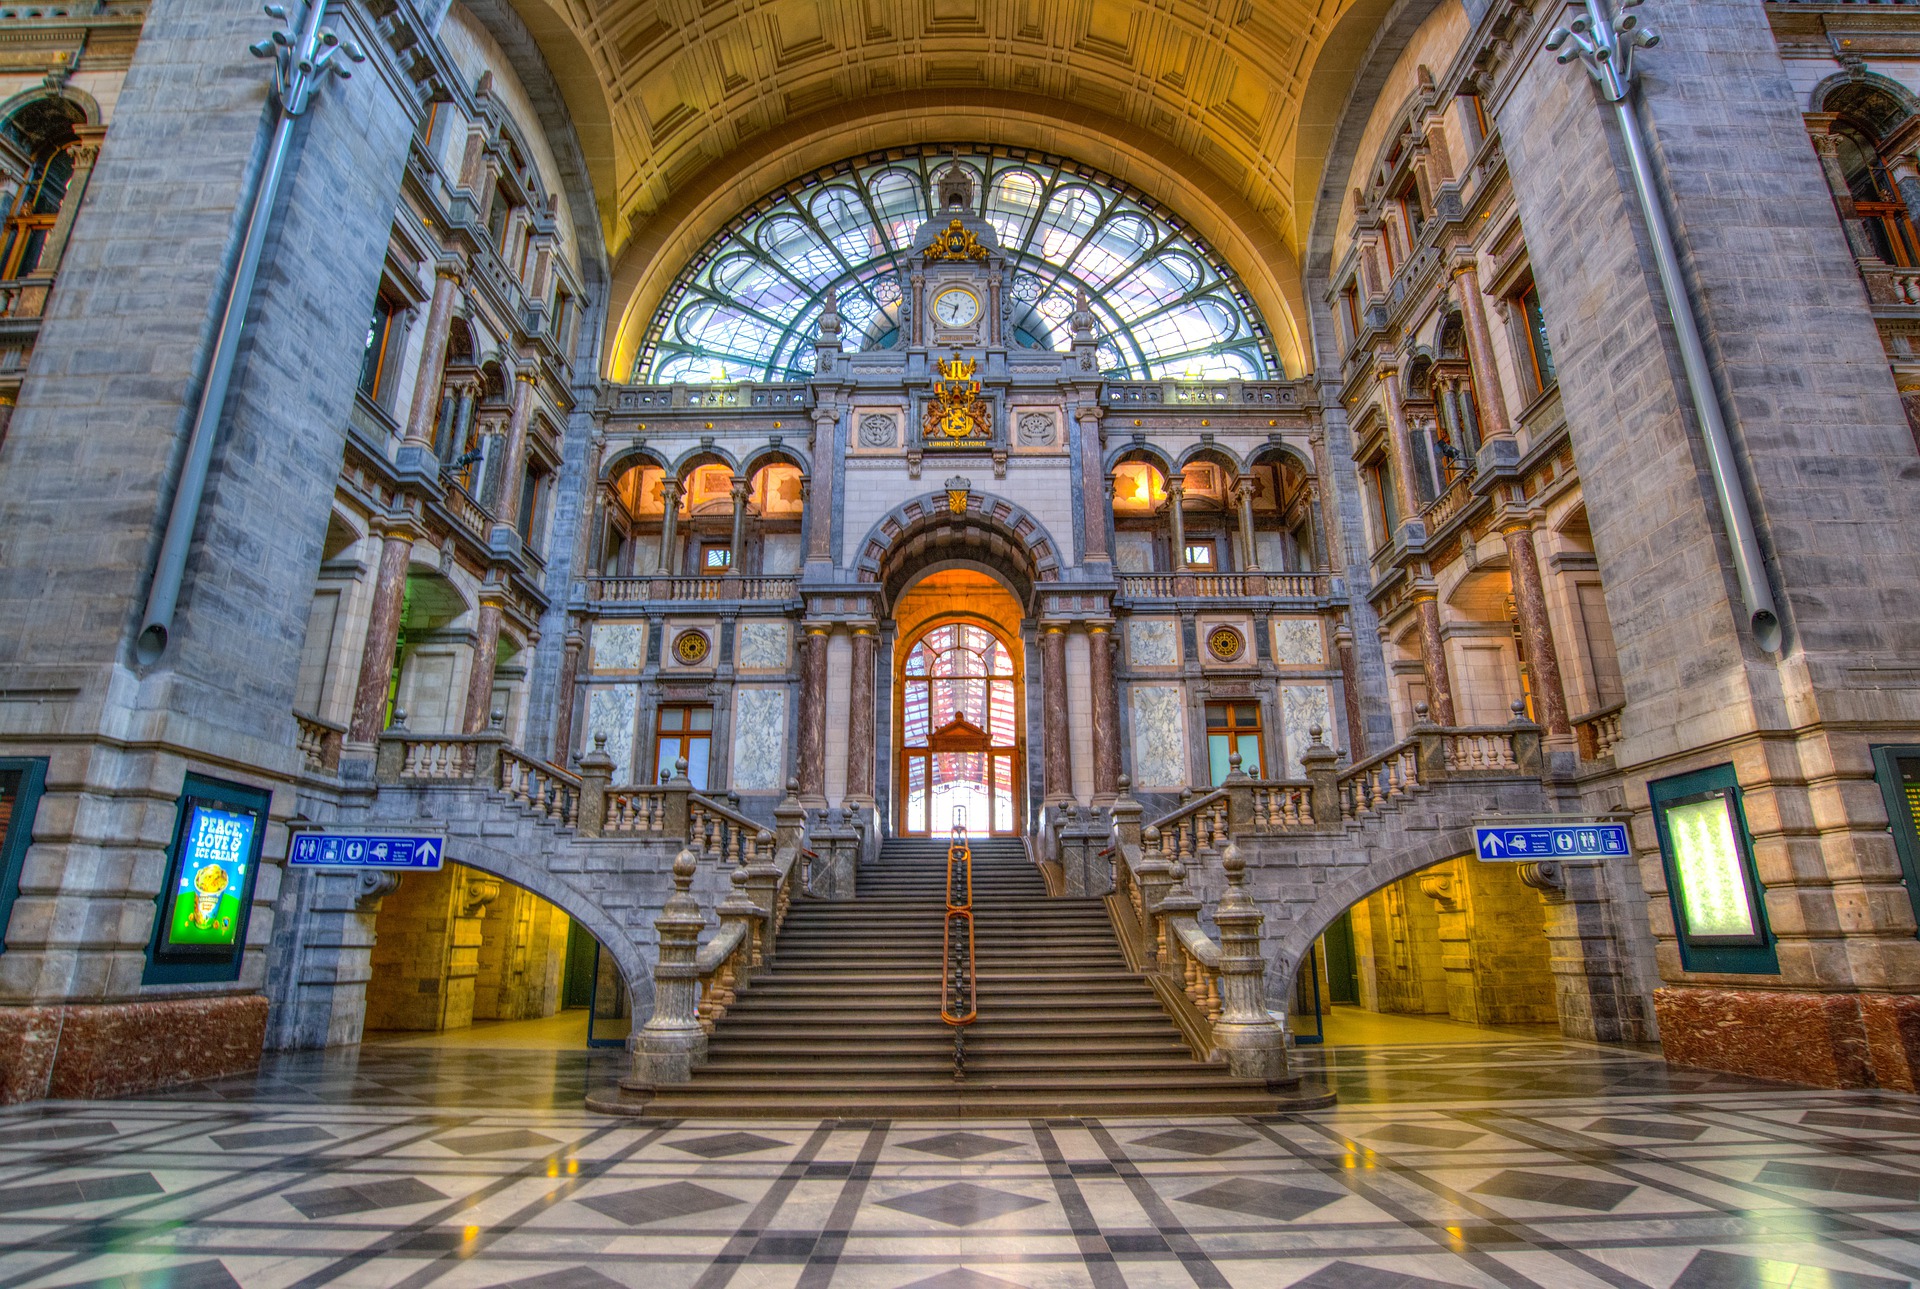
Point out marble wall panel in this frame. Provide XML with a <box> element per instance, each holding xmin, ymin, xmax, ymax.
<box><xmin>1114</xmin><ymin>532</ymin><xmax>1155</xmax><ymax>573</ymax></box>
<box><xmin>736</xmin><ymin>621</ymin><xmax>790</xmax><ymax>670</ymax></box>
<box><xmin>1271</xmin><ymin>617</ymin><xmax>1325</xmax><ymax>666</ymax></box>
<box><xmin>1280</xmin><ymin>682</ymin><xmax>1331</xmax><ymax>780</ymax></box>
<box><xmin>590</xmin><ymin>622</ymin><xmax>645</xmax><ymax>672</ymax></box>
<box><xmin>731</xmin><ymin>687</ymin><xmax>787</xmax><ymax>792</ymax></box>
<box><xmin>1130</xmin><ymin>684</ymin><xmax>1187</xmax><ymax>789</ymax></box>
<box><xmin>1128</xmin><ymin>618</ymin><xmax>1179</xmax><ymax>668</ymax></box>
<box><xmin>584</xmin><ymin>684</ymin><xmax>638</xmax><ymax>783</ymax></box>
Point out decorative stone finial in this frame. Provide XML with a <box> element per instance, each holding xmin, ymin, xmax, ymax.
<box><xmin>490</xmin><ymin>708</ymin><xmax>505</xmax><ymax>729</ymax></box>
<box><xmin>672</xmin><ymin>848</ymin><xmax>697</xmax><ymax>890</ymax></box>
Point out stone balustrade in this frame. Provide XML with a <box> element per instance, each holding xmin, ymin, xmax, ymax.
<box><xmin>293</xmin><ymin>710</ymin><xmax>344</xmax><ymax>775</ymax></box>
<box><xmin>1117</xmin><ymin>572</ymin><xmax>1329</xmax><ymax>601</ymax></box>
<box><xmin>1574</xmin><ymin>702</ymin><xmax>1626</xmax><ymax>762</ymax></box>
<box><xmin>586</xmin><ymin>575</ymin><xmax>798</xmax><ymax>605</ymax></box>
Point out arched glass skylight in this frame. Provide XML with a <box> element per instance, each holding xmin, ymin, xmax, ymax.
<box><xmin>635</xmin><ymin>145</ymin><xmax>1277</xmax><ymax>384</ymax></box>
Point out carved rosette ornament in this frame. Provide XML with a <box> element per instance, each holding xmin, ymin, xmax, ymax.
<box><xmin>859</xmin><ymin>413</ymin><xmax>897</xmax><ymax>447</ymax></box>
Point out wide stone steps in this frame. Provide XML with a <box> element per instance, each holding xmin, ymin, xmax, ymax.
<box><xmin>590</xmin><ymin>839</ymin><xmax>1332</xmax><ymax>1118</ymax></box>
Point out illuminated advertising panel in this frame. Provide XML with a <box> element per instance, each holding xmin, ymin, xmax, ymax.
<box><xmin>144</xmin><ymin>774</ymin><xmax>271</xmax><ymax>984</ymax></box>
<box><xmin>1648</xmin><ymin>764</ymin><xmax>1777</xmax><ymax>974</ymax></box>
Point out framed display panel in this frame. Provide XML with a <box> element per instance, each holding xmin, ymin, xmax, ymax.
<box><xmin>0</xmin><ymin>758</ymin><xmax>48</xmax><ymax>953</ymax></box>
<box><xmin>1647</xmin><ymin>763</ymin><xmax>1778</xmax><ymax>975</ymax></box>
<box><xmin>143</xmin><ymin>773</ymin><xmax>272</xmax><ymax>985</ymax></box>
<box><xmin>1871</xmin><ymin>745</ymin><xmax>1920</xmax><ymax>937</ymax></box>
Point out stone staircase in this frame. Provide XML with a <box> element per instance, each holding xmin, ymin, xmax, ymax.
<box><xmin>625</xmin><ymin>836</ymin><xmax>1333</xmax><ymax>1118</ymax></box>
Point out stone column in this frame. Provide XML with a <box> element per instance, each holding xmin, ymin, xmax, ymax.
<box><xmin>1334</xmin><ymin>622</ymin><xmax>1367</xmax><ymax>760</ymax></box>
<box><xmin>1378</xmin><ymin>365</ymin><xmax>1426</xmax><ymax>526</ymax></box>
<box><xmin>1076</xmin><ymin>407</ymin><xmax>1109</xmax><ymax>564</ymax></box>
<box><xmin>402</xmin><ymin>268</ymin><xmax>462</xmax><ymax>450</ymax></box>
<box><xmin>728</xmin><ymin>475</ymin><xmax>751</xmax><ymax>572</ymax></box>
<box><xmin>1411</xmin><ymin>589</ymin><xmax>1457</xmax><ymax>726</ymax></box>
<box><xmin>805</xmin><ymin>407</ymin><xmax>836</xmax><ymax>565</ymax></box>
<box><xmin>656</xmin><ymin>474</ymin><xmax>683</xmax><ymax>575</ymax></box>
<box><xmin>1087</xmin><ymin>621</ymin><xmax>1120</xmax><ymax>799</ymax></box>
<box><xmin>462</xmin><ymin>582</ymin><xmax>506</xmax><ymax>734</ymax></box>
<box><xmin>1448</xmin><ymin>258</ymin><xmax>1512</xmax><ymax>443</ymax></box>
<box><xmin>846</xmin><ymin>625</ymin><xmax>877</xmax><ymax>804</ymax></box>
<box><xmin>1234</xmin><ymin>478</ymin><xmax>1259</xmax><ymax>571</ymax></box>
<box><xmin>348</xmin><ymin>516</ymin><xmax>420</xmax><ymax>744</ymax></box>
<box><xmin>796</xmin><ymin>623</ymin><xmax>830</xmax><ymax>801</ymax></box>
<box><xmin>553</xmin><ymin>625</ymin><xmax>584</xmax><ymax>763</ymax></box>
<box><xmin>1040</xmin><ymin>622</ymin><xmax>1071</xmax><ymax>803</ymax></box>
<box><xmin>37</xmin><ymin>126</ymin><xmax>105</xmax><ymax>277</ymax></box>
<box><xmin>491</xmin><ymin>371</ymin><xmax>536</xmax><ymax>528</ymax></box>
<box><xmin>1501</xmin><ymin>513</ymin><xmax>1573</xmax><ymax>739</ymax></box>
<box><xmin>1164</xmin><ymin>477</ymin><xmax>1187</xmax><ymax>569</ymax></box>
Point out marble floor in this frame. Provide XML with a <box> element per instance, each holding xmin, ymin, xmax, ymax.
<box><xmin>2</xmin><ymin>1037</ymin><xmax>1919</xmax><ymax>1289</ymax></box>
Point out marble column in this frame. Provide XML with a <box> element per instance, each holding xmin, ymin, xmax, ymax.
<box><xmin>1412</xmin><ymin>591</ymin><xmax>1457</xmax><ymax>727</ymax></box>
<box><xmin>657</xmin><ymin>475</ymin><xmax>683</xmax><ymax>575</ymax></box>
<box><xmin>1234</xmin><ymin>478</ymin><xmax>1259</xmax><ymax>571</ymax></box>
<box><xmin>348</xmin><ymin>517</ymin><xmax>420</xmax><ymax>744</ymax></box>
<box><xmin>1448</xmin><ymin>259</ymin><xmax>1512</xmax><ymax>442</ymax></box>
<box><xmin>462</xmin><ymin>584</ymin><xmax>506</xmax><ymax>734</ymax></box>
<box><xmin>1087</xmin><ymin>621</ymin><xmax>1120</xmax><ymax>799</ymax></box>
<box><xmin>1040</xmin><ymin>623</ymin><xmax>1071</xmax><ymax>802</ymax></box>
<box><xmin>796</xmin><ymin>624</ymin><xmax>830</xmax><ymax>800</ymax></box>
<box><xmin>1077</xmin><ymin>408</ymin><xmax>1109</xmax><ymax>564</ymax></box>
<box><xmin>728</xmin><ymin>475</ymin><xmax>751</xmax><ymax>572</ymax></box>
<box><xmin>847</xmin><ymin>625</ymin><xmax>877</xmax><ymax>803</ymax></box>
<box><xmin>402</xmin><ymin>268</ymin><xmax>462</xmax><ymax>450</ymax></box>
<box><xmin>553</xmin><ymin>625</ymin><xmax>584</xmax><ymax>764</ymax></box>
<box><xmin>1334</xmin><ymin>622</ymin><xmax>1367</xmax><ymax>760</ymax></box>
<box><xmin>491</xmin><ymin>371</ymin><xmax>536</xmax><ymax>524</ymax></box>
<box><xmin>806</xmin><ymin>407</ymin><xmax>836</xmax><ymax>564</ymax></box>
<box><xmin>1165</xmin><ymin>477</ymin><xmax>1187</xmax><ymax>569</ymax></box>
<box><xmin>1502</xmin><ymin>516</ymin><xmax>1573</xmax><ymax>738</ymax></box>
<box><xmin>1378</xmin><ymin>365</ymin><xmax>1426</xmax><ymax>525</ymax></box>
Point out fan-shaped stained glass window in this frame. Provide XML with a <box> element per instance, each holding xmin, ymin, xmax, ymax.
<box><xmin>635</xmin><ymin>145</ymin><xmax>1277</xmax><ymax>384</ymax></box>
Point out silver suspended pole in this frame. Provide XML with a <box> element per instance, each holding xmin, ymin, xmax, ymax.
<box><xmin>136</xmin><ymin>2</ymin><xmax>363</xmax><ymax>664</ymax></box>
<box><xmin>1547</xmin><ymin>0</ymin><xmax>1783</xmax><ymax>654</ymax></box>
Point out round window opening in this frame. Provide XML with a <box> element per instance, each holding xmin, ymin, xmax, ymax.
<box><xmin>673</xmin><ymin>630</ymin><xmax>712</xmax><ymax>665</ymax></box>
<box><xmin>1206</xmin><ymin>625</ymin><xmax>1245</xmax><ymax>663</ymax></box>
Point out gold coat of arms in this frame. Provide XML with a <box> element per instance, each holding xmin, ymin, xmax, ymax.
<box><xmin>924</xmin><ymin>355</ymin><xmax>990</xmax><ymax>443</ymax></box>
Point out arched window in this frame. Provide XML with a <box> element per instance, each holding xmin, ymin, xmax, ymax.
<box><xmin>900</xmin><ymin>622</ymin><xmax>1019</xmax><ymax>834</ymax></box>
<box><xmin>1823</xmin><ymin>82</ymin><xmax>1920</xmax><ymax>267</ymax></box>
<box><xmin>636</xmin><ymin>145</ymin><xmax>1277</xmax><ymax>383</ymax></box>
<box><xmin>0</xmin><ymin>96</ymin><xmax>83</xmax><ymax>280</ymax></box>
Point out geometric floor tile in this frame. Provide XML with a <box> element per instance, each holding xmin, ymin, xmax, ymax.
<box><xmin>1581</xmin><ymin>1117</ymin><xmax>1707</xmax><ymax>1142</ymax></box>
<box><xmin>0</xmin><ymin>1173</ymin><xmax>164</xmax><ymax>1214</ymax></box>
<box><xmin>876</xmin><ymin>1181</ymin><xmax>1048</xmax><ymax>1227</ymax></box>
<box><xmin>1670</xmin><ymin>1248</ymin><xmax>1909</xmax><ymax>1289</ymax></box>
<box><xmin>280</xmin><ymin>1177</ymin><xmax>447</xmax><ymax>1219</ymax></box>
<box><xmin>898</xmin><ymin>1271</ymin><xmax>1035</xmax><ymax>1289</ymax></box>
<box><xmin>1799</xmin><ymin>1110</ymin><xmax>1920</xmax><ymax>1134</ymax></box>
<box><xmin>1367</xmin><ymin>1123</ymin><xmax>1486</xmax><ymax>1149</ymax></box>
<box><xmin>433</xmin><ymin>1129</ymin><xmax>563</xmax><ymax>1155</ymax></box>
<box><xmin>896</xmin><ymin>1131</ymin><xmax>1023</xmax><ymax>1160</ymax></box>
<box><xmin>1756</xmin><ymin>1161</ymin><xmax>1920</xmax><ymax>1202</ymax></box>
<box><xmin>1176</xmin><ymin>1177</ymin><xmax>1346</xmax><ymax>1222</ymax></box>
<box><xmin>0</xmin><ymin>1121</ymin><xmax>118</xmax><ymax>1146</ymax></box>
<box><xmin>1469</xmin><ymin>1169</ymin><xmax>1637</xmax><ymax>1212</ymax></box>
<box><xmin>208</xmin><ymin>1125</ymin><xmax>335</xmax><ymax>1151</ymax></box>
<box><xmin>1287</xmin><ymin>1261</ymin><xmax>1472</xmax><ymax>1288</ymax></box>
<box><xmin>576</xmin><ymin>1181</ymin><xmax>745</xmax><ymax>1226</ymax></box>
<box><xmin>46</xmin><ymin>1259</ymin><xmax>243</xmax><ymax>1289</ymax></box>
<box><xmin>1131</xmin><ymin>1127</ymin><xmax>1258</xmax><ymax>1156</ymax></box>
<box><xmin>665</xmin><ymin>1131</ymin><xmax>788</xmax><ymax>1158</ymax></box>
<box><xmin>484</xmin><ymin>1270</ymin><xmax>629</xmax><ymax>1289</ymax></box>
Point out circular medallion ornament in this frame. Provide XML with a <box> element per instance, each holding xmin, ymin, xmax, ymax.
<box><xmin>1206</xmin><ymin>625</ymin><xmax>1245</xmax><ymax>663</ymax></box>
<box><xmin>673</xmin><ymin>630</ymin><xmax>711</xmax><ymax>666</ymax></box>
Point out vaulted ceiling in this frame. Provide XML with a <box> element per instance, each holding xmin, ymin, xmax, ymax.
<box><xmin>507</xmin><ymin>0</ymin><xmax>1401</xmax><ymax>377</ymax></box>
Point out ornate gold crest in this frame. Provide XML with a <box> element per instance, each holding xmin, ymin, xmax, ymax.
<box><xmin>924</xmin><ymin>355</ymin><xmax>990</xmax><ymax>443</ymax></box>
<box><xmin>924</xmin><ymin>218</ymin><xmax>989</xmax><ymax>262</ymax></box>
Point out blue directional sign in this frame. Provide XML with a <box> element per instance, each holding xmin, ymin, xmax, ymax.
<box><xmin>1474</xmin><ymin>823</ymin><xmax>1629</xmax><ymax>861</ymax></box>
<box><xmin>287</xmin><ymin>831</ymin><xmax>445</xmax><ymax>871</ymax></box>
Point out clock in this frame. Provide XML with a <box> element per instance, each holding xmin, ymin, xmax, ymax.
<box><xmin>932</xmin><ymin>287</ymin><xmax>980</xmax><ymax>328</ymax></box>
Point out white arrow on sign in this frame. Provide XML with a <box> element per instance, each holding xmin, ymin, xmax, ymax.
<box><xmin>416</xmin><ymin>840</ymin><xmax>439</xmax><ymax>864</ymax></box>
<box><xmin>1479</xmin><ymin>831</ymin><xmax>1506</xmax><ymax>857</ymax></box>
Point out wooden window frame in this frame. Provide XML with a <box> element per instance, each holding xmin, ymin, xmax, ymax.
<box><xmin>1519</xmin><ymin>281</ymin><xmax>1556</xmax><ymax>396</ymax></box>
<box><xmin>1204</xmin><ymin>701</ymin><xmax>1264</xmax><ymax>784</ymax></box>
<box><xmin>655</xmin><ymin>703</ymin><xmax>713</xmax><ymax>788</ymax></box>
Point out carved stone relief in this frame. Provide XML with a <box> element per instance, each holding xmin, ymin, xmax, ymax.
<box><xmin>859</xmin><ymin>414</ymin><xmax>897</xmax><ymax>448</ymax></box>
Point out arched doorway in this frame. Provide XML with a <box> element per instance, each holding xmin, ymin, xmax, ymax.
<box><xmin>896</xmin><ymin>619</ymin><xmax>1023</xmax><ymax>836</ymax></box>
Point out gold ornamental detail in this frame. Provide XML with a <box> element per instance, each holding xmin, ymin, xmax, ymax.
<box><xmin>924</xmin><ymin>218</ymin><xmax>989</xmax><ymax>262</ymax></box>
<box><xmin>924</xmin><ymin>355</ymin><xmax>990</xmax><ymax>443</ymax></box>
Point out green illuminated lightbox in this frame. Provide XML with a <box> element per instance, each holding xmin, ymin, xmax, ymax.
<box><xmin>143</xmin><ymin>774</ymin><xmax>271</xmax><ymax>984</ymax></box>
<box><xmin>1648</xmin><ymin>764</ymin><xmax>1778</xmax><ymax>974</ymax></box>
<box><xmin>0</xmin><ymin>758</ymin><xmax>48</xmax><ymax>954</ymax></box>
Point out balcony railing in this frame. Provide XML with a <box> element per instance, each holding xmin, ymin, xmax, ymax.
<box><xmin>1102</xmin><ymin>379</ymin><xmax>1308</xmax><ymax>407</ymax></box>
<box><xmin>588</xmin><ymin>575</ymin><xmax>798</xmax><ymax>604</ymax></box>
<box><xmin>0</xmin><ymin>277</ymin><xmax>51</xmax><ymax>322</ymax></box>
<box><xmin>1422</xmin><ymin>469</ymin><xmax>1478</xmax><ymax>531</ymax></box>
<box><xmin>294</xmin><ymin>710</ymin><xmax>345</xmax><ymax>774</ymax></box>
<box><xmin>607</xmin><ymin>383</ymin><xmax>813</xmax><ymax>413</ymax></box>
<box><xmin>442</xmin><ymin>477</ymin><xmax>493</xmax><ymax>541</ymax></box>
<box><xmin>1117</xmin><ymin>571</ymin><xmax>1329</xmax><ymax>600</ymax></box>
<box><xmin>1574</xmin><ymin>701</ymin><xmax>1625</xmax><ymax>762</ymax></box>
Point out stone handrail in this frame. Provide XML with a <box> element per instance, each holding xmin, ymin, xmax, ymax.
<box><xmin>687</xmin><ymin>792</ymin><xmax>775</xmax><ymax>870</ymax></box>
<box><xmin>499</xmin><ymin>747</ymin><xmax>581</xmax><ymax>828</ymax></box>
<box><xmin>1422</xmin><ymin>468</ymin><xmax>1478</xmax><ymax>530</ymax></box>
<box><xmin>293</xmin><ymin>710</ymin><xmax>344</xmax><ymax>775</ymax></box>
<box><xmin>603</xmin><ymin>784</ymin><xmax>675</xmax><ymax>834</ymax></box>
<box><xmin>1117</xmin><ymin>572</ymin><xmax>1329</xmax><ymax>600</ymax></box>
<box><xmin>586</xmin><ymin>575</ymin><xmax>799</xmax><ymax>604</ymax></box>
<box><xmin>607</xmin><ymin>382</ymin><xmax>813</xmax><ymax>413</ymax></box>
<box><xmin>1338</xmin><ymin>740</ymin><xmax>1422</xmax><ymax>818</ymax></box>
<box><xmin>1575</xmin><ymin>701</ymin><xmax>1626</xmax><ymax>762</ymax></box>
<box><xmin>1142</xmin><ymin>788</ymin><xmax>1230</xmax><ymax>866</ymax></box>
<box><xmin>442</xmin><ymin>476</ymin><xmax>493</xmax><ymax>540</ymax></box>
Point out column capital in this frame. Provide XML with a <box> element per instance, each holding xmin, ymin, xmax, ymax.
<box><xmin>1041</xmin><ymin>621</ymin><xmax>1069</xmax><ymax>635</ymax></box>
<box><xmin>370</xmin><ymin>512</ymin><xmax>425</xmax><ymax>543</ymax></box>
<box><xmin>434</xmin><ymin>264</ymin><xmax>466</xmax><ymax>285</ymax></box>
<box><xmin>514</xmin><ymin>369</ymin><xmax>539</xmax><ymax>386</ymax></box>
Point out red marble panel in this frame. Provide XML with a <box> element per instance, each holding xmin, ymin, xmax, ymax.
<box><xmin>1654</xmin><ymin>986</ymin><xmax>1870</xmax><ymax>1088</ymax></box>
<box><xmin>1862</xmin><ymin>993</ymin><xmax>1920</xmax><ymax>1093</ymax></box>
<box><xmin>0</xmin><ymin>996</ymin><xmax>267</xmax><ymax>1104</ymax></box>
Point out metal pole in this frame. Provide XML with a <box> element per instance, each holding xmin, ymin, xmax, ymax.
<box><xmin>136</xmin><ymin>1</ymin><xmax>363</xmax><ymax>664</ymax></box>
<box><xmin>1548</xmin><ymin>0</ymin><xmax>1783</xmax><ymax>653</ymax></box>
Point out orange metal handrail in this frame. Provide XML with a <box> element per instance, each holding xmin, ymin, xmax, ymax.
<box><xmin>941</xmin><ymin>814</ymin><xmax>977</xmax><ymax>1077</ymax></box>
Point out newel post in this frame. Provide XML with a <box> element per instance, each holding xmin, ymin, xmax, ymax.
<box><xmin>576</xmin><ymin>734</ymin><xmax>614</xmax><ymax>838</ymax></box>
<box><xmin>1508</xmin><ymin>701</ymin><xmax>1544</xmax><ymax>776</ymax></box>
<box><xmin>1412</xmin><ymin>702</ymin><xmax>1449</xmax><ymax>783</ymax></box>
<box><xmin>662</xmin><ymin>756</ymin><xmax>693</xmax><ymax>837</ymax></box>
<box><xmin>1223</xmin><ymin>750</ymin><xmax>1254</xmax><ymax>834</ymax></box>
<box><xmin>1301</xmin><ymin>725</ymin><xmax>1341</xmax><ymax>824</ymax></box>
<box><xmin>1110</xmin><ymin>775</ymin><xmax>1143</xmax><ymax>849</ymax></box>
<box><xmin>627</xmin><ymin>849</ymin><xmax>709</xmax><ymax>1089</ymax></box>
<box><xmin>742</xmin><ymin>828</ymin><xmax>781</xmax><ymax>962</ymax></box>
<box><xmin>1211</xmin><ymin>843</ymin><xmax>1290</xmax><ymax>1081</ymax></box>
<box><xmin>374</xmin><ymin>709</ymin><xmax>408</xmax><ymax>784</ymax></box>
<box><xmin>718</xmin><ymin>864</ymin><xmax>764</xmax><ymax>976</ymax></box>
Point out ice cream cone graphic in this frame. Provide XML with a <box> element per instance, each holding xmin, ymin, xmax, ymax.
<box><xmin>192</xmin><ymin>864</ymin><xmax>229</xmax><ymax>927</ymax></box>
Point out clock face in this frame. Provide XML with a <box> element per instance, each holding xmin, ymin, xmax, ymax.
<box><xmin>932</xmin><ymin>287</ymin><xmax>979</xmax><ymax>328</ymax></box>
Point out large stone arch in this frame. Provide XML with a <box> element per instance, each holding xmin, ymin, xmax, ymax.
<box><xmin>854</xmin><ymin>490</ymin><xmax>1063</xmax><ymax>612</ymax></box>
